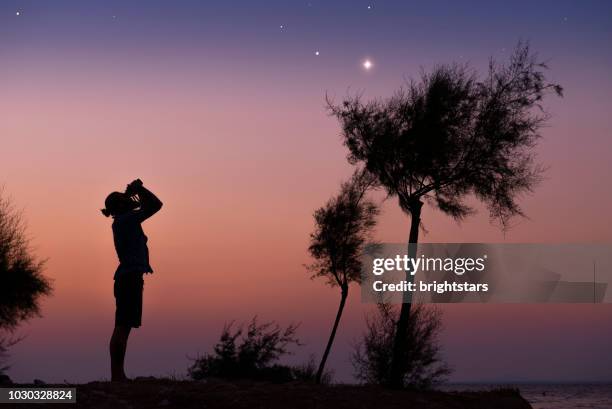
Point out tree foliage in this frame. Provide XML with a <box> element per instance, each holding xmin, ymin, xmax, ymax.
<box><xmin>0</xmin><ymin>190</ymin><xmax>51</xmax><ymax>373</ymax></box>
<box><xmin>328</xmin><ymin>42</ymin><xmax>562</xmax><ymax>228</ymax></box>
<box><xmin>307</xmin><ymin>169</ymin><xmax>379</xmax><ymax>289</ymax></box>
<box><xmin>0</xmin><ymin>191</ymin><xmax>51</xmax><ymax>330</ymax></box>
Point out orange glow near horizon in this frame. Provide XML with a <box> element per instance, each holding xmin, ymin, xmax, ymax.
<box><xmin>2</xmin><ymin>1</ymin><xmax>612</xmax><ymax>384</ymax></box>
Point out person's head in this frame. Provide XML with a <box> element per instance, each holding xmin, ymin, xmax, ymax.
<box><xmin>101</xmin><ymin>192</ymin><xmax>138</xmax><ymax>217</ymax></box>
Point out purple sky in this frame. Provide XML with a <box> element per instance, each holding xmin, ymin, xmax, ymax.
<box><xmin>1</xmin><ymin>0</ymin><xmax>612</xmax><ymax>383</ymax></box>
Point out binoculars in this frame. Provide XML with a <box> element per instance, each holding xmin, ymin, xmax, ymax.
<box><xmin>125</xmin><ymin>179</ymin><xmax>143</xmax><ymax>196</ymax></box>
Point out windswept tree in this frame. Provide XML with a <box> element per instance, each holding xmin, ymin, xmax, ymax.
<box><xmin>307</xmin><ymin>169</ymin><xmax>379</xmax><ymax>383</ymax></box>
<box><xmin>328</xmin><ymin>43</ymin><xmax>562</xmax><ymax>387</ymax></box>
<box><xmin>0</xmin><ymin>190</ymin><xmax>52</xmax><ymax>373</ymax></box>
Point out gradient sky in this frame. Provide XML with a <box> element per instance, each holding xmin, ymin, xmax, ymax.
<box><xmin>2</xmin><ymin>0</ymin><xmax>612</xmax><ymax>383</ymax></box>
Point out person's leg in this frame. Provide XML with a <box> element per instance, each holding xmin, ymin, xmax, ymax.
<box><xmin>111</xmin><ymin>275</ymin><xmax>143</xmax><ymax>381</ymax></box>
<box><xmin>110</xmin><ymin>325</ymin><xmax>131</xmax><ymax>381</ymax></box>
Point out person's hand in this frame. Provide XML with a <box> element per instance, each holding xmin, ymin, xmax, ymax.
<box><xmin>126</xmin><ymin>179</ymin><xmax>143</xmax><ymax>195</ymax></box>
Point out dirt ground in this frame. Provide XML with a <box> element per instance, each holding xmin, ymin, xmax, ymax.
<box><xmin>11</xmin><ymin>378</ymin><xmax>533</xmax><ymax>409</ymax></box>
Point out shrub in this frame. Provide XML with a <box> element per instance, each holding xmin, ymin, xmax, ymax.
<box><xmin>351</xmin><ymin>303</ymin><xmax>451</xmax><ymax>389</ymax></box>
<box><xmin>0</xmin><ymin>191</ymin><xmax>51</xmax><ymax>373</ymax></box>
<box><xmin>188</xmin><ymin>317</ymin><xmax>301</xmax><ymax>382</ymax></box>
<box><xmin>291</xmin><ymin>356</ymin><xmax>334</xmax><ymax>385</ymax></box>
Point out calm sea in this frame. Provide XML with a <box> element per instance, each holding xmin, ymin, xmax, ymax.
<box><xmin>442</xmin><ymin>383</ymin><xmax>612</xmax><ymax>409</ymax></box>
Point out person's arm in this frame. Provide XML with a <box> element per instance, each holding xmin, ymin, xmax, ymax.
<box><xmin>128</xmin><ymin>180</ymin><xmax>163</xmax><ymax>221</ymax></box>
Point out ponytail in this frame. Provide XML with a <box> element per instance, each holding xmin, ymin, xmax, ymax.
<box><xmin>103</xmin><ymin>191</ymin><xmax>131</xmax><ymax>217</ymax></box>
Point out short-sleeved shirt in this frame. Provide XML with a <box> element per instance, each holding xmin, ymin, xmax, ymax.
<box><xmin>112</xmin><ymin>209</ymin><xmax>153</xmax><ymax>279</ymax></box>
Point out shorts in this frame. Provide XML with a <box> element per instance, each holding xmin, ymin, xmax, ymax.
<box><xmin>114</xmin><ymin>274</ymin><xmax>144</xmax><ymax>328</ymax></box>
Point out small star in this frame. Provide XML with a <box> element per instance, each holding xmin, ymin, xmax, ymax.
<box><xmin>279</xmin><ymin>24</ymin><xmax>285</xmax><ymax>29</ymax></box>
<box><xmin>367</xmin><ymin>5</ymin><xmax>373</xmax><ymax>10</ymax></box>
<box><xmin>15</xmin><ymin>11</ymin><xmax>21</xmax><ymax>16</ymax></box>
<box><xmin>315</xmin><ymin>51</ymin><xmax>320</xmax><ymax>56</ymax></box>
<box><xmin>363</xmin><ymin>59</ymin><xmax>373</xmax><ymax>70</ymax></box>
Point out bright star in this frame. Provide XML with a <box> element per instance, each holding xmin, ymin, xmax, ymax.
<box><xmin>16</xmin><ymin>11</ymin><xmax>21</xmax><ymax>16</ymax></box>
<box><xmin>363</xmin><ymin>59</ymin><xmax>373</xmax><ymax>70</ymax></box>
<box><xmin>315</xmin><ymin>51</ymin><xmax>320</xmax><ymax>56</ymax></box>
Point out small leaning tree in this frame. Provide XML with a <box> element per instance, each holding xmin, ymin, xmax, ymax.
<box><xmin>307</xmin><ymin>169</ymin><xmax>379</xmax><ymax>384</ymax></box>
<box><xmin>328</xmin><ymin>43</ymin><xmax>562</xmax><ymax>388</ymax></box>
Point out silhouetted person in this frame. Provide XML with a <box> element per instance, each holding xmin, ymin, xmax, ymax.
<box><xmin>101</xmin><ymin>179</ymin><xmax>163</xmax><ymax>382</ymax></box>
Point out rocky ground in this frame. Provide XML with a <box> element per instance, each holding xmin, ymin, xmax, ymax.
<box><xmin>9</xmin><ymin>378</ymin><xmax>533</xmax><ymax>409</ymax></box>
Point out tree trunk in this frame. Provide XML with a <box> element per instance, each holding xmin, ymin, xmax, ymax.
<box><xmin>316</xmin><ymin>286</ymin><xmax>348</xmax><ymax>384</ymax></box>
<box><xmin>388</xmin><ymin>200</ymin><xmax>422</xmax><ymax>388</ymax></box>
